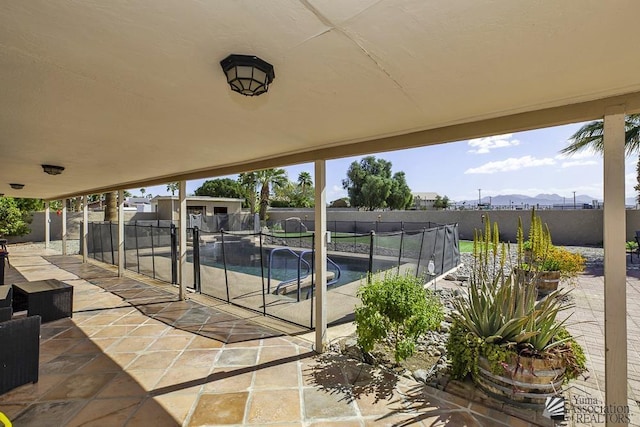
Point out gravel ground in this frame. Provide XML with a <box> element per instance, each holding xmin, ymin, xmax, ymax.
<box><xmin>452</xmin><ymin>245</ymin><xmax>618</xmax><ymax>280</ymax></box>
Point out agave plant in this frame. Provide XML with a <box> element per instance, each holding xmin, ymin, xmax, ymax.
<box><xmin>448</xmin><ymin>215</ymin><xmax>586</xmax><ymax>390</ymax></box>
<box><xmin>452</xmin><ymin>215</ymin><xmax>574</xmax><ymax>352</ymax></box>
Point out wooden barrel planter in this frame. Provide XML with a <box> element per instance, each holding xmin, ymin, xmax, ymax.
<box><xmin>474</xmin><ymin>354</ymin><xmax>565</xmax><ymax>406</ymax></box>
<box><xmin>513</xmin><ymin>268</ymin><xmax>561</xmax><ymax>295</ymax></box>
<box><xmin>535</xmin><ymin>271</ymin><xmax>561</xmax><ymax>294</ymax></box>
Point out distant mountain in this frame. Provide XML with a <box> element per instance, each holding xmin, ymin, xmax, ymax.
<box><xmin>461</xmin><ymin>193</ymin><xmax>601</xmax><ymax>207</ymax></box>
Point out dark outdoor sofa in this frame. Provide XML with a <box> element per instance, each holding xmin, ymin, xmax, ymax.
<box><xmin>0</xmin><ymin>284</ymin><xmax>40</xmax><ymax>395</ymax></box>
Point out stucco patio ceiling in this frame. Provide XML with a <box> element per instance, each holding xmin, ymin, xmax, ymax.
<box><xmin>2</xmin><ymin>1</ymin><xmax>640</xmax><ymax>200</ymax></box>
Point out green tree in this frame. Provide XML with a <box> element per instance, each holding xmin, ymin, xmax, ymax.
<box><xmin>14</xmin><ymin>198</ymin><xmax>44</xmax><ymax>213</ymax></box>
<box><xmin>561</xmin><ymin>114</ymin><xmax>640</xmax><ymax>202</ymax></box>
<box><xmin>433</xmin><ymin>195</ymin><xmax>451</xmax><ymax>210</ymax></box>
<box><xmin>166</xmin><ymin>182</ymin><xmax>179</xmax><ymax>196</ymax></box>
<box><xmin>140</xmin><ymin>188</ymin><xmax>146</xmax><ymax>197</ymax></box>
<box><xmin>342</xmin><ymin>156</ymin><xmax>413</xmax><ymax>210</ymax></box>
<box><xmin>386</xmin><ymin>172</ymin><xmax>413</xmax><ymax>210</ymax></box>
<box><xmin>255</xmin><ymin>169</ymin><xmax>288</xmax><ymax>220</ymax></box>
<box><xmin>273</xmin><ymin>178</ymin><xmax>314</xmax><ymax>208</ymax></box>
<box><xmin>0</xmin><ymin>198</ymin><xmax>31</xmax><ymax>237</ymax></box>
<box><xmin>194</xmin><ymin>178</ymin><xmax>245</xmax><ymax>199</ymax></box>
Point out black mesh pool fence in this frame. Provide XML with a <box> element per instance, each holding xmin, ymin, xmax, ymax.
<box><xmin>87</xmin><ymin>221</ymin><xmax>459</xmax><ymax>329</ymax></box>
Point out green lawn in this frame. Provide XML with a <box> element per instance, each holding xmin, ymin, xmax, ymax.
<box><xmin>459</xmin><ymin>240</ymin><xmax>474</xmax><ymax>253</ymax></box>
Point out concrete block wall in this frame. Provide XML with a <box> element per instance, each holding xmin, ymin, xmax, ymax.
<box><xmin>9</xmin><ymin>207</ymin><xmax>640</xmax><ymax>246</ymax></box>
<box><xmin>267</xmin><ymin>208</ymin><xmax>640</xmax><ymax>246</ymax></box>
<box><xmin>7</xmin><ymin>211</ymin><xmax>158</xmax><ymax>243</ymax></box>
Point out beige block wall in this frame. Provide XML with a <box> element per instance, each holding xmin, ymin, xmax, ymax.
<box><xmin>7</xmin><ymin>211</ymin><xmax>158</xmax><ymax>243</ymax></box>
<box><xmin>9</xmin><ymin>207</ymin><xmax>640</xmax><ymax>246</ymax></box>
<box><xmin>268</xmin><ymin>208</ymin><xmax>640</xmax><ymax>246</ymax></box>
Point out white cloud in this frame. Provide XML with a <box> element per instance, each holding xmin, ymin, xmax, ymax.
<box><xmin>467</xmin><ymin>134</ymin><xmax>519</xmax><ymax>154</ymax></box>
<box><xmin>560</xmin><ymin>160</ymin><xmax>598</xmax><ymax>168</ymax></box>
<box><xmin>464</xmin><ymin>156</ymin><xmax>556</xmax><ymax>174</ymax></box>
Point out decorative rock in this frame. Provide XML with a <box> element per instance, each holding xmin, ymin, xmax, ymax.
<box><xmin>343</xmin><ymin>339</ymin><xmax>362</xmax><ymax>360</ymax></box>
<box><xmin>413</xmin><ymin>369</ymin><xmax>429</xmax><ymax>383</ymax></box>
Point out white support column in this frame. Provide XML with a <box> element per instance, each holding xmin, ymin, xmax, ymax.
<box><xmin>82</xmin><ymin>195</ymin><xmax>88</xmax><ymax>263</ymax></box>
<box><xmin>44</xmin><ymin>202</ymin><xmax>50</xmax><ymax>249</ymax></box>
<box><xmin>61</xmin><ymin>200</ymin><xmax>67</xmax><ymax>255</ymax></box>
<box><xmin>603</xmin><ymin>105</ymin><xmax>628</xmax><ymax>425</ymax></box>
<box><xmin>118</xmin><ymin>190</ymin><xmax>125</xmax><ymax>277</ymax></box>
<box><xmin>314</xmin><ymin>160</ymin><xmax>327</xmax><ymax>353</ymax></box>
<box><xmin>179</xmin><ymin>181</ymin><xmax>187</xmax><ymax>300</ymax></box>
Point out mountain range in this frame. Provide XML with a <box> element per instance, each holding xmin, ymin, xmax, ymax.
<box><xmin>462</xmin><ymin>193</ymin><xmax>602</xmax><ymax>207</ymax></box>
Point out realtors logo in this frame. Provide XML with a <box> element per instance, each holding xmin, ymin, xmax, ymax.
<box><xmin>544</xmin><ymin>389</ymin><xmax>632</xmax><ymax>424</ymax></box>
<box><xmin>543</xmin><ymin>396</ymin><xmax>566</xmax><ymax>421</ymax></box>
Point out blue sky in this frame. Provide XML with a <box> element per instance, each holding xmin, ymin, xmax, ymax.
<box><xmin>137</xmin><ymin>121</ymin><xmax>638</xmax><ymax>203</ymax></box>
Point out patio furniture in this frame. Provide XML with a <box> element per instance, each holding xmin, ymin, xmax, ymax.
<box><xmin>0</xmin><ymin>285</ymin><xmax>12</xmax><ymax>322</ymax></box>
<box><xmin>0</xmin><ymin>239</ymin><xmax>8</xmax><ymax>285</ymax></box>
<box><xmin>12</xmin><ymin>279</ymin><xmax>73</xmax><ymax>323</ymax></box>
<box><xmin>0</xmin><ymin>315</ymin><xmax>40</xmax><ymax>395</ymax></box>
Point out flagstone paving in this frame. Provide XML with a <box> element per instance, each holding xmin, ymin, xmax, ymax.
<box><xmin>2</xmin><ymin>244</ymin><xmax>631</xmax><ymax>426</ymax></box>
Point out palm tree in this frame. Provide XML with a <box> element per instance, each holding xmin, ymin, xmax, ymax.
<box><xmin>238</xmin><ymin>172</ymin><xmax>257</xmax><ymax>214</ymax></box>
<box><xmin>104</xmin><ymin>192</ymin><xmax>117</xmax><ymax>221</ymax></box>
<box><xmin>561</xmin><ymin>114</ymin><xmax>640</xmax><ymax>156</ymax></box>
<box><xmin>255</xmin><ymin>168</ymin><xmax>288</xmax><ymax>221</ymax></box>
<box><xmin>166</xmin><ymin>182</ymin><xmax>179</xmax><ymax>196</ymax></box>
<box><xmin>297</xmin><ymin>171</ymin><xmax>312</xmax><ymax>191</ymax></box>
<box><xmin>561</xmin><ymin>114</ymin><xmax>640</xmax><ymax>202</ymax></box>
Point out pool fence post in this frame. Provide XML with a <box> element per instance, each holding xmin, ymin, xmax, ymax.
<box><xmin>397</xmin><ymin>229</ymin><xmax>404</xmax><ymax>274</ymax></box>
<box><xmin>260</xmin><ymin>232</ymin><xmax>266</xmax><ymax>315</ymax></box>
<box><xmin>416</xmin><ymin>228</ymin><xmax>426</xmax><ymax>278</ymax></box>
<box><xmin>368</xmin><ymin>230</ymin><xmax>375</xmax><ymax>284</ymax></box>
<box><xmin>193</xmin><ymin>226</ymin><xmax>201</xmax><ymax>292</ymax></box>
<box><xmin>221</xmin><ymin>230</ymin><xmax>230</xmax><ymax>302</ymax></box>
<box><xmin>170</xmin><ymin>223</ymin><xmax>177</xmax><ymax>285</ymax></box>
<box><xmin>134</xmin><ymin>223</ymin><xmax>140</xmax><ymax>273</ymax></box>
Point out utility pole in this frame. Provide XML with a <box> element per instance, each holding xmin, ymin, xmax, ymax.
<box><xmin>573</xmin><ymin>191</ymin><xmax>576</xmax><ymax>209</ymax></box>
<box><xmin>478</xmin><ymin>188</ymin><xmax>482</xmax><ymax>207</ymax></box>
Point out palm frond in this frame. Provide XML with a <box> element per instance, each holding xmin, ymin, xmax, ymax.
<box><xmin>561</xmin><ymin>114</ymin><xmax>640</xmax><ymax>156</ymax></box>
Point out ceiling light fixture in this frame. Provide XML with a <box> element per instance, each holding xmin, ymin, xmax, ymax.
<box><xmin>220</xmin><ymin>54</ymin><xmax>275</xmax><ymax>96</ymax></box>
<box><xmin>9</xmin><ymin>183</ymin><xmax>24</xmax><ymax>190</ymax></box>
<box><xmin>42</xmin><ymin>164</ymin><xmax>65</xmax><ymax>175</ymax></box>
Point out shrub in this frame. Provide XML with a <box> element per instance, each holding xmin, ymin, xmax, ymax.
<box><xmin>0</xmin><ymin>197</ymin><xmax>30</xmax><ymax>237</ymax></box>
<box><xmin>355</xmin><ymin>272</ymin><xmax>444</xmax><ymax>362</ymax></box>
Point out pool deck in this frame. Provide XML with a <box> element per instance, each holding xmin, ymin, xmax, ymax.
<box><xmin>0</xmin><ymin>244</ymin><xmax>555</xmax><ymax>426</ymax></box>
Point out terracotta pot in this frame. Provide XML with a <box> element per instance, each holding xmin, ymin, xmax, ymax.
<box><xmin>474</xmin><ymin>354</ymin><xmax>565</xmax><ymax>406</ymax></box>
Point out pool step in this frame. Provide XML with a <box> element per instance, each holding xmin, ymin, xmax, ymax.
<box><xmin>275</xmin><ymin>272</ymin><xmax>336</xmax><ymax>297</ymax></box>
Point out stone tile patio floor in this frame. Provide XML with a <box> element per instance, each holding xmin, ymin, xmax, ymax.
<box><xmin>0</xmin><ymin>245</ymin><xmax>638</xmax><ymax>426</ymax></box>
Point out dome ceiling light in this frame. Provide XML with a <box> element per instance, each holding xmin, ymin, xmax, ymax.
<box><xmin>220</xmin><ymin>54</ymin><xmax>275</xmax><ymax>96</ymax></box>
